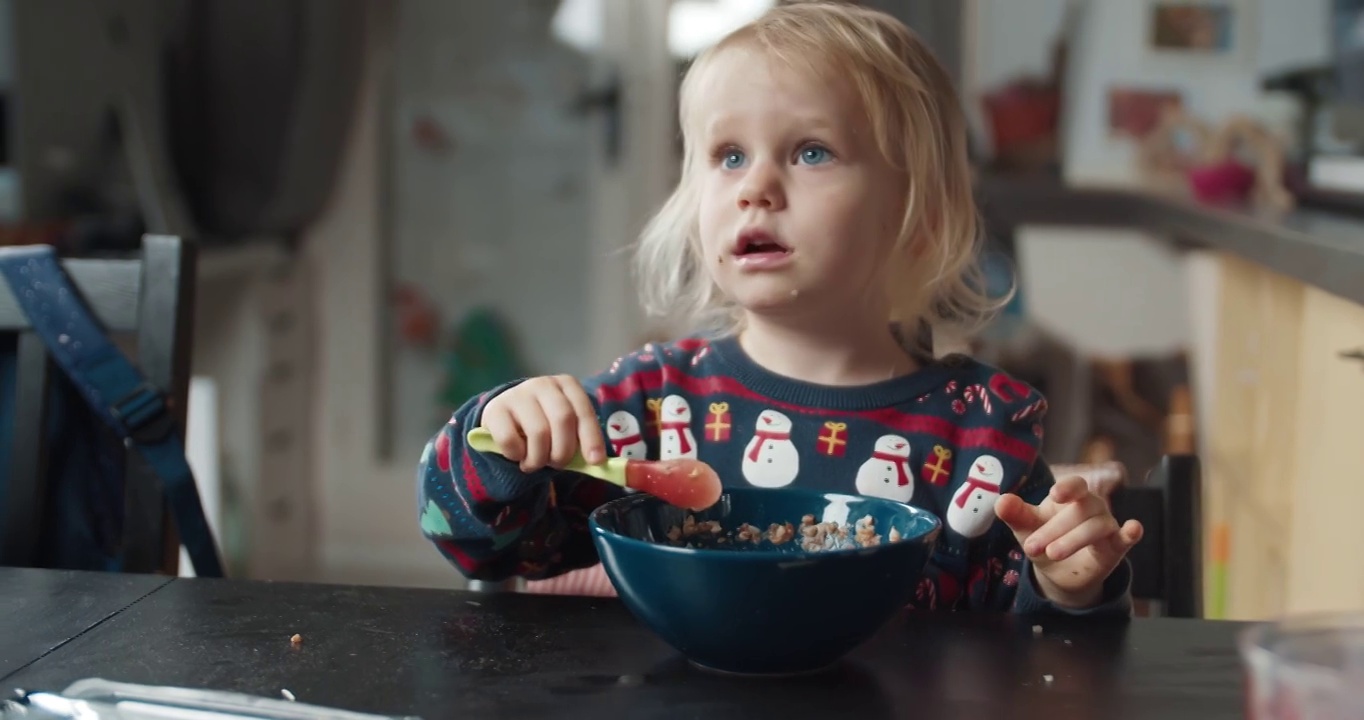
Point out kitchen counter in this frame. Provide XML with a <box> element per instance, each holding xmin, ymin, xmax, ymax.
<box><xmin>978</xmin><ymin>174</ymin><xmax>1364</xmax><ymax>307</ymax></box>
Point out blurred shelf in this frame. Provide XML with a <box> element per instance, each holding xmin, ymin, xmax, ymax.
<box><xmin>979</xmin><ymin>173</ymin><xmax>1364</xmax><ymax>307</ymax></box>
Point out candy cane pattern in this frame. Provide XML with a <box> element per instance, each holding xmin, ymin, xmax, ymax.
<box><xmin>690</xmin><ymin>346</ymin><xmax>710</xmax><ymax>366</ymax></box>
<box><xmin>916</xmin><ymin>577</ymin><xmax>937</xmax><ymax>610</ymax></box>
<box><xmin>609</xmin><ymin>357</ymin><xmax>623</xmax><ymax>374</ymax></box>
<box><xmin>963</xmin><ymin>384</ymin><xmax>992</xmax><ymax>415</ymax></box>
<box><xmin>1011</xmin><ymin>397</ymin><xmax>1047</xmax><ymax>422</ymax></box>
<box><xmin>944</xmin><ymin>380</ymin><xmax>958</xmax><ymax>394</ymax></box>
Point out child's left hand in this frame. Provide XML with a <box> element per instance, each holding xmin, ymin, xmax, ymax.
<box><xmin>994</xmin><ymin>474</ymin><xmax>1144</xmax><ymax>609</ymax></box>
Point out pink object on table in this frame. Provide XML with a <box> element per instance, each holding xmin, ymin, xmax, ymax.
<box><xmin>1187</xmin><ymin>160</ymin><xmax>1256</xmax><ymax>205</ymax></box>
<box><xmin>524</xmin><ymin>564</ymin><xmax>618</xmax><ymax>597</ymax></box>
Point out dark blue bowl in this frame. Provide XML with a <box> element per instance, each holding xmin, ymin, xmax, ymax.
<box><xmin>589</xmin><ymin>487</ymin><xmax>942</xmax><ymax>676</ymax></box>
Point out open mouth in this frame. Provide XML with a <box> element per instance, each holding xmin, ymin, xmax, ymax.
<box><xmin>734</xmin><ymin>229</ymin><xmax>791</xmax><ymax>258</ymax></box>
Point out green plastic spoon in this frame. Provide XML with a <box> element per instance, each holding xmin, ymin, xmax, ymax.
<box><xmin>466</xmin><ymin>426</ymin><xmax>722</xmax><ymax>510</ymax></box>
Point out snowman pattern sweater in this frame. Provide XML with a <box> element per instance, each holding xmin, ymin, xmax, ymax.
<box><xmin>417</xmin><ymin>335</ymin><xmax>1132</xmax><ymax>616</ymax></box>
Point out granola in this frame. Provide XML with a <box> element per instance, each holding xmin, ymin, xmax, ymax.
<box><xmin>664</xmin><ymin>513</ymin><xmax>903</xmax><ymax>552</ymax></box>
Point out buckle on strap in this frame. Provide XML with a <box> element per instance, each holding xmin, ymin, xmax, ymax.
<box><xmin>109</xmin><ymin>382</ymin><xmax>175</xmax><ymax>445</ymax></box>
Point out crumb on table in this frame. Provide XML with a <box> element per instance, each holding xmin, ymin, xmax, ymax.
<box><xmin>290</xmin><ymin>633</ymin><xmax>303</xmax><ymax>645</ymax></box>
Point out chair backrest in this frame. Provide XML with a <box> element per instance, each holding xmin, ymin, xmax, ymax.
<box><xmin>1110</xmin><ymin>454</ymin><xmax>1203</xmax><ymax>618</ymax></box>
<box><xmin>0</xmin><ymin>235</ymin><xmax>196</xmax><ymax>574</ymax></box>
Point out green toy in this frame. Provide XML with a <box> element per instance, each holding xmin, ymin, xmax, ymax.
<box><xmin>439</xmin><ymin>308</ymin><xmax>527</xmax><ymax>412</ymax></box>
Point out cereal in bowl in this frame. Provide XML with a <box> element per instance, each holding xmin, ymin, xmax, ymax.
<box><xmin>665</xmin><ymin>513</ymin><xmax>898</xmax><ymax>552</ymax></box>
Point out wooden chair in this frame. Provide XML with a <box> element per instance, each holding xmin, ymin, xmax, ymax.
<box><xmin>0</xmin><ymin>234</ymin><xmax>196</xmax><ymax>574</ymax></box>
<box><xmin>1109</xmin><ymin>455</ymin><xmax>1203</xmax><ymax>618</ymax></box>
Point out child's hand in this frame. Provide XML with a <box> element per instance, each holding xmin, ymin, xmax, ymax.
<box><xmin>480</xmin><ymin>376</ymin><xmax>607</xmax><ymax>473</ymax></box>
<box><xmin>993</xmin><ymin>475</ymin><xmax>1143</xmax><ymax>609</ymax></box>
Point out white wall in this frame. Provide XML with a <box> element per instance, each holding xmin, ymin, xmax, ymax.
<box><xmin>297</xmin><ymin>0</ymin><xmax>672</xmax><ymax>589</ymax></box>
<box><xmin>1013</xmin><ymin>227</ymin><xmax>1193</xmax><ymax>357</ymax></box>
<box><xmin>1060</xmin><ymin>0</ymin><xmax>1329</xmax><ymax>183</ymax></box>
<box><xmin>971</xmin><ymin>0</ymin><xmax>1331</xmax><ymax>182</ymax></box>
<box><xmin>386</xmin><ymin>0</ymin><xmax>599</xmax><ymax>453</ymax></box>
<box><xmin>971</xmin><ymin>0</ymin><xmax>1067</xmax><ymax>93</ymax></box>
<box><xmin>301</xmin><ymin>6</ymin><xmax>458</xmax><ymax>588</ymax></box>
<box><xmin>970</xmin><ymin>0</ymin><xmax>1330</xmax><ymax>183</ymax></box>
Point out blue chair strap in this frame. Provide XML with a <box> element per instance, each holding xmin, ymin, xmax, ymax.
<box><xmin>0</xmin><ymin>245</ymin><xmax>223</xmax><ymax>577</ymax></box>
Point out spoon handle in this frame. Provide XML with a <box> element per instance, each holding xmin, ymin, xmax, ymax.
<box><xmin>465</xmin><ymin>426</ymin><xmax>629</xmax><ymax>488</ymax></box>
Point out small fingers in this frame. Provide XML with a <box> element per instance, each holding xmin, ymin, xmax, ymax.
<box><xmin>1044</xmin><ymin>514</ymin><xmax>1120</xmax><ymax>562</ymax></box>
<box><xmin>482</xmin><ymin>400</ymin><xmax>526</xmax><ymax>464</ymax></box>
<box><xmin>512</xmin><ymin>392</ymin><xmax>551</xmax><ymax>471</ymax></box>
<box><xmin>1120</xmin><ymin>519</ymin><xmax>1144</xmax><ymax>546</ymax></box>
<box><xmin>557</xmin><ymin>375</ymin><xmax>606</xmax><ymax>464</ymax></box>
<box><xmin>995</xmin><ymin>493</ymin><xmax>1046</xmax><ymax>537</ymax></box>
<box><xmin>536</xmin><ymin>384</ymin><xmax>580</xmax><ymax>469</ymax></box>
<box><xmin>1105</xmin><ymin>519</ymin><xmax>1144</xmax><ymax>555</ymax></box>
<box><xmin>1023</xmin><ymin>498</ymin><xmax>1104</xmax><ymax>557</ymax></box>
<box><xmin>1049</xmin><ymin>475</ymin><xmax>1090</xmax><ymax>504</ymax></box>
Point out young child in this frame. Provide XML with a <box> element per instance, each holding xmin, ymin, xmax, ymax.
<box><xmin>417</xmin><ymin>2</ymin><xmax>1142</xmax><ymax>615</ymax></box>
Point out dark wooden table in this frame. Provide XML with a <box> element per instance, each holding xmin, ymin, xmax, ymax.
<box><xmin>1</xmin><ymin>569</ymin><xmax>1249</xmax><ymax>719</ymax></box>
<box><xmin>0</xmin><ymin>568</ymin><xmax>172</xmax><ymax>678</ymax></box>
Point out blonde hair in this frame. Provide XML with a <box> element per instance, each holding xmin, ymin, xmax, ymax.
<box><xmin>633</xmin><ymin>1</ymin><xmax>1004</xmax><ymax>350</ymax></box>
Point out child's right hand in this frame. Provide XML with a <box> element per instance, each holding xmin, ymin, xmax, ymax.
<box><xmin>480</xmin><ymin>375</ymin><xmax>608</xmax><ymax>472</ymax></box>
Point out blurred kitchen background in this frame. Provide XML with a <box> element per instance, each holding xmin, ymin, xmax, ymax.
<box><xmin>5</xmin><ymin>0</ymin><xmax>1362</xmax><ymax>621</ymax></box>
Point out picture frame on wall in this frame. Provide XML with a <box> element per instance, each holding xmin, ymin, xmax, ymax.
<box><xmin>1144</xmin><ymin>0</ymin><xmax>1255</xmax><ymax>64</ymax></box>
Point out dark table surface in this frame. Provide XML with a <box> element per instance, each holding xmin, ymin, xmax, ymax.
<box><xmin>0</xmin><ymin>568</ymin><xmax>171</xmax><ymax>678</ymax></box>
<box><xmin>1</xmin><ymin>570</ymin><xmax>1250</xmax><ymax>720</ymax></box>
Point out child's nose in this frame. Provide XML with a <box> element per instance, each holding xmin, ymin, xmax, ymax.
<box><xmin>737</xmin><ymin>162</ymin><xmax>786</xmax><ymax>211</ymax></box>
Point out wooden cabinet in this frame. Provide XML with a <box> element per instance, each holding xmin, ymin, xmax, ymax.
<box><xmin>1285</xmin><ymin>285</ymin><xmax>1364</xmax><ymax>614</ymax></box>
<box><xmin>1202</xmin><ymin>253</ymin><xmax>1364</xmax><ymax>619</ymax></box>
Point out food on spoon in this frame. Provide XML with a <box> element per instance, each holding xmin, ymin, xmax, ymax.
<box><xmin>625</xmin><ymin>458</ymin><xmax>723</xmax><ymax>511</ymax></box>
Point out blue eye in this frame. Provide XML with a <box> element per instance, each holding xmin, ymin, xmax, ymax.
<box><xmin>798</xmin><ymin>145</ymin><xmax>831</xmax><ymax>165</ymax></box>
<box><xmin>722</xmin><ymin>150</ymin><xmax>746</xmax><ymax>169</ymax></box>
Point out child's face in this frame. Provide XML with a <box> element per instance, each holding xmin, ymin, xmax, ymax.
<box><xmin>694</xmin><ymin>48</ymin><xmax>906</xmax><ymax>323</ymax></box>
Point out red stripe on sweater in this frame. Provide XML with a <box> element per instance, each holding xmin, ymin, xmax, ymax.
<box><xmin>434</xmin><ymin>538</ymin><xmax>482</xmax><ymax>573</ymax></box>
<box><xmin>461</xmin><ymin>446</ymin><xmax>491</xmax><ymax>503</ymax></box>
<box><xmin>595</xmin><ymin>367</ymin><xmax>1038</xmax><ymax>461</ymax></box>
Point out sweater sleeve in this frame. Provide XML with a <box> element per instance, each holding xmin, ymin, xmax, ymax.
<box><xmin>415</xmin><ymin>348</ymin><xmax>661</xmax><ymax>582</ymax></box>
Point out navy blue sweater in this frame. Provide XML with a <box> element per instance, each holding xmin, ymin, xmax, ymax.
<box><xmin>417</xmin><ymin>336</ymin><xmax>1131</xmax><ymax>616</ymax></box>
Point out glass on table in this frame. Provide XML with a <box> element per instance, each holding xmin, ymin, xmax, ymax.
<box><xmin>1241</xmin><ymin>613</ymin><xmax>1364</xmax><ymax>719</ymax></box>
